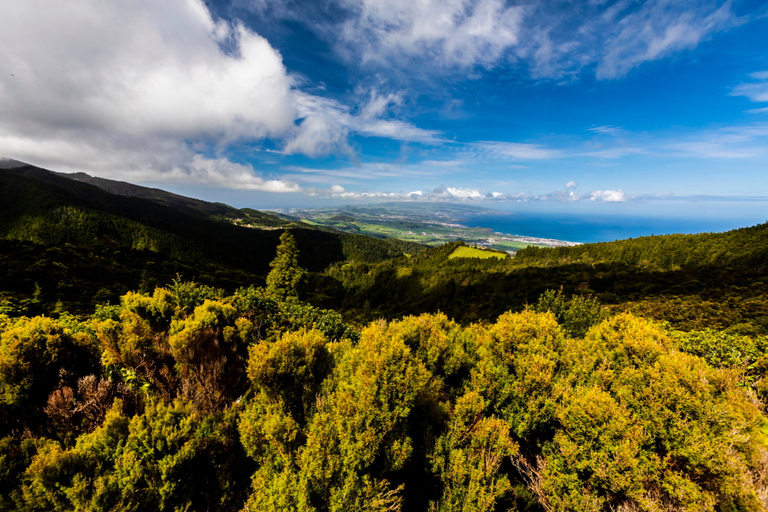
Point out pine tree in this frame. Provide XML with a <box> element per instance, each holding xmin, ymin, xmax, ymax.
<box><xmin>265</xmin><ymin>230</ymin><xmax>306</xmax><ymax>301</ymax></box>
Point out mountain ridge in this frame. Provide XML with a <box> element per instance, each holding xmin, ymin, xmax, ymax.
<box><xmin>0</xmin><ymin>163</ymin><xmax>425</xmax><ymax>274</ymax></box>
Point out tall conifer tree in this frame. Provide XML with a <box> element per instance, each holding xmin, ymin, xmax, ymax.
<box><xmin>266</xmin><ymin>230</ymin><xmax>305</xmax><ymax>301</ymax></box>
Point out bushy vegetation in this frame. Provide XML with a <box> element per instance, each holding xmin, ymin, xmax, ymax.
<box><xmin>3</xmin><ymin>283</ymin><xmax>767</xmax><ymax>511</ymax></box>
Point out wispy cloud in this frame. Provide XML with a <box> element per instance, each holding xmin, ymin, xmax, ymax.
<box><xmin>578</xmin><ymin>122</ymin><xmax>768</xmax><ymax>161</ymax></box>
<box><xmin>668</xmin><ymin>141</ymin><xmax>764</xmax><ymax>159</ymax></box>
<box><xmin>338</xmin><ymin>0</ymin><xmax>525</xmax><ymax>69</ymax></box>
<box><xmin>594</xmin><ymin>0</ymin><xmax>737</xmax><ymax>79</ymax></box>
<box><xmin>732</xmin><ymin>70</ymin><xmax>768</xmax><ymax>105</ymax></box>
<box><xmin>283</xmin><ymin>90</ymin><xmax>444</xmax><ymax>157</ymax></box>
<box><xmin>664</xmin><ymin>123</ymin><xmax>768</xmax><ymax>159</ymax></box>
<box><xmin>469</xmin><ymin>141</ymin><xmax>562</xmax><ymax>160</ymax></box>
<box><xmin>242</xmin><ymin>0</ymin><xmax>749</xmax><ymax>81</ymax></box>
<box><xmin>588</xmin><ymin>125</ymin><xmax>625</xmax><ymax>136</ymax></box>
<box><xmin>580</xmin><ymin>147</ymin><xmax>645</xmax><ymax>159</ymax></box>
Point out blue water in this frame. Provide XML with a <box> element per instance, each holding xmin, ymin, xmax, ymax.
<box><xmin>462</xmin><ymin>212</ymin><xmax>764</xmax><ymax>244</ymax></box>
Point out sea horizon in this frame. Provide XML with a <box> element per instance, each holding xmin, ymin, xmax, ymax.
<box><xmin>461</xmin><ymin>211</ymin><xmax>767</xmax><ymax>245</ymax></box>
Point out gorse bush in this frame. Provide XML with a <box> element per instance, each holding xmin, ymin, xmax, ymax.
<box><xmin>1</xmin><ymin>284</ymin><xmax>767</xmax><ymax>511</ymax></box>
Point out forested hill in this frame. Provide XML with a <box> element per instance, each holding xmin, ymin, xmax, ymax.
<box><xmin>0</xmin><ymin>165</ymin><xmax>424</xmax><ymax>313</ymax></box>
<box><xmin>513</xmin><ymin>222</ymin><xmax>768</xmax><ymax>269</ymax></box>
<box><xmin>321</xmin><ymin>222</ymin><xmax>768</xmax><ymax>330</ymax></box>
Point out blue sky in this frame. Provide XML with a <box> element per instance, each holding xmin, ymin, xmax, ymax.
<box><xmin>1</xmin><ymin>0</ymin><xmax>768</xmax><ymax>221</ymax></box>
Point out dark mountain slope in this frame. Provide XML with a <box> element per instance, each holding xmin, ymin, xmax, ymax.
<box><xmin>58</xmin><ymin>171</ymin><xmax>246</xmax><ymax>219</ymax></box>
<box><xmin>58</xmin><ymin>171</ymin><xmax>298</xmax><ymax>227</ymax></box>
<box><xmin>0</xmin><ymin>166</ymin><xmax>423</xmax><ymax>275</ymax></box>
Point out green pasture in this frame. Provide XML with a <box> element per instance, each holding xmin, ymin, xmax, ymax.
<box><xmin>448</xmin><ymin>245</ymin><xmax>507</xmax><ymax>260</ymax></box>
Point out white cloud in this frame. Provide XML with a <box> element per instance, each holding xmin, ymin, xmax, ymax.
<box><xmin>577</xmin><ymin>122</ymin><xmax>768</xmax><ymax>161</ymax></box>
<box><xmin>595</xmin><ymin>0</ymin><xmax>736</xmax><ymax>79</ymax></box>
<box><xmin>0</xmin><ymin>130</ymin><xmax>303</xmax><ymax>192</ymax></box>
<box><xmin>565</xmin><ymin>181</ymin><xmax>578</xmax><ymax>189</ymax></box>
<box><xmin>0</xmin><ymin>0</ymin><xmax>442</xmax><ymax>188</ymax></box>
<box><xmin>266</xmin><ymin>0</ymin><xmax>747</xmax><ymax>81</ymax></box>
<box><xmin>732</xmin><ymin>71</ymin><xmax>768</xmax><ymax>103</ymax></box>
<box><xmin>306</xmin><ymin>179</ymin><xmax>650</xmax><ymax>204</ymax></box>
<box><xmin>339</xmin><ymin>0</ymin><xmax>525</xmax><ymax>69</ymax></box>
<box><xmin>353</xmin><ymin>119</ymin><xmax>443</xmax><ymax>144</ymax></box>
<box><xmin>283</xmin><ymin>95</ymin><xmax>353</xmax><ymax>157</ymax></box>
<box><xmin>446</xmin><ymin>187</ymin><xmax>483</xmax><ymax>199</ymax></box>
<box><xmin>669</xmin><ymin>141</ymin><xmax>764</xmax><ymax>159</ymax></box>
<box><xmin>581</xmin><ymin>147</ymin><xmax>644</xmax><ymax>159</ymax></box>
<box><xmin>590</xmin><ymin>190</ymin><xmax>627</xmax><ymax>202</ymax></box>
<box><xmin>0</xmin><ymin>0</ymin><xmax>300</xmax><ymax>187</ymax></box>
<box><xmin>317</xmin><ymin>183</ymin><xmax>493</xmax><ymax>201</ymax></box>
<box><xmin>0</xmin><ymin>0</ymin><xmax>296</xmax><ymax>140</ymax></box>
<box><xmin>283</xmin><ymin>90</ymin><xmax>443</xmax><ymax>156</ymax></box>
<box><xmin>181</xmin><ymin>155</ymin><xmax>302</xmax><ymax>192</ymax></box>
<box><xmin>282</xmin><ymin>162</ymin><xmax>437</xmax><ymax>186</ymax></box>
<box><xmin>588</xmin><ymin>125</ymin><xmax>624</xmax><ymax>135</ymax></box>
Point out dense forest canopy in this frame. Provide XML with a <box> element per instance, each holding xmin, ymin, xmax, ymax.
<box><xmin>2</xmin><ymin>166</ymin><xmax>768</xmax><ymax>510</ymax></box>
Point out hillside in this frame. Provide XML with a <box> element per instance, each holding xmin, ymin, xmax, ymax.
<box><xmin>0</xmin><ymin>165</ymin><xmax>424</xmax><ymax>314</ymax></box>
<box><xmin>319</xmin><ymin>223</ymin><xmax>768</xmax><ymax>331</ymax></box>
<box><xmin>514</xmin><ymin>222</ymin><xmax>768</xmax><ymax>269</ymax></box>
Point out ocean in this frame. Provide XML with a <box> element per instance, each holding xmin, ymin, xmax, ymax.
<box><xmin>461</xmin><ymin>212</ymin><xmax>765</xmax><ymax>244</ymax></box>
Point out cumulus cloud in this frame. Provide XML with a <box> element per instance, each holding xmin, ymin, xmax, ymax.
<box><xmin>306</xmin><ymin>180</ymin><xmax>648</xmax><ymax>204</ymax></box>
<box><xmin>0</xmin><ymin>0</ymin><xmax>301</xmax><ymax>187</ymax></box>
<box><xmin>282</xmin><ymin>94</ymin><xmax>353</xmax><ymax>157</ymax></box>
<box><xmin>590</xmin><ymin>190</ymin><xmax>627</xmax><ymax>202</ymax></box>
<box><xmin>180</xmin><ymin>155</ymin><xmax>302</xmax><ymax>192</ymax></box>
<box><xmin>0</xmin><ymin>0</ymin><xmax>298</xmax><ymax>139</ymax></box>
